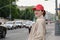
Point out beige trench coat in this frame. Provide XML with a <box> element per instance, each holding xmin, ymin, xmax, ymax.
<box><xmin>28</xmin><ymin>16</ymin><xmax>46</xmax><ymax>40</ymax></box>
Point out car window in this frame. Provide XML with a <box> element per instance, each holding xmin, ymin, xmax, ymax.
<box><xmin>26</xmin><ymin>22</ymin><xmax>32</xmax><ymax>25</ymax></box>
<box><xmin>6</xmin><ymin>22</ymin><xmax>13</xmax><ymax>24</ymax></box>
<box><xmin>15</xmin><ymin>22</ymin><xmax>22</xmax><ymax>24</ymax></box>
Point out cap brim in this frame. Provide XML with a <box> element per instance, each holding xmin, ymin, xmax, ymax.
<box><xmin>32</xmin><ymin>7</ymin><xmax>44</xmax><ymax>11</ymax></box>
<box><xmin>32</xmin><ymin>8</ymin><xmax>36</xmax><ymax>10</ymax></box>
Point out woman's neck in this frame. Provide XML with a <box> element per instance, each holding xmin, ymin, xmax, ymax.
<box><xmin>37</xmin><ymin>15</ymin><xmax>44</xmax><ymax>19</ymax></box>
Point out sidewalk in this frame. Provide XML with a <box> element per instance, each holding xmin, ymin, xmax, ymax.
<box><xmin>46</xmin><ymin>23</ymin><xmax>60</xmax><ymax>40</ymax></box>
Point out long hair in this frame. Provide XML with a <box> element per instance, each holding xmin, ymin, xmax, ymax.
<box><xmin>41</xmin><ymin>10</ymin><xmax>46</xmax><ymax>17</ymax></box>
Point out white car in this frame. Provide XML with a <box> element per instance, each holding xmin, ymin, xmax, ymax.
<box><xmin>4</xmin><ymin>21</ymin><xmax>15</xmax><ymax>30</ymax></box>
<box><xmin>22</xmin><ymin>21</ymin><xmax>26</xmax><ymax>27</ymax></box>
<box><xmin>23</xmin><ymin>21</ymin><xmax>35</xmax><ymax>33</ymax></box>
<box><xmin>24</xmin><ymin>21</ymin><xmax>35</xmax><ymax>28</ymax></box>
<box><xmin>14</xmin><ymin>21</ymin><xmax>23</xmax><ymax>28</ymax></box>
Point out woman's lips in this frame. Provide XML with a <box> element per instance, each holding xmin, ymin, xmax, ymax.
<box><xmin>35</xmin><ymin>13</ymin><xmax>38</xmax><ymax>15</ymax></box>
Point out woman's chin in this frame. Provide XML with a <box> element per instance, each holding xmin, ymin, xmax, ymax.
<box><xmin>35</xmin><ymin>15</ymin><xmax>39</xmax><ymax>18</ymax></box>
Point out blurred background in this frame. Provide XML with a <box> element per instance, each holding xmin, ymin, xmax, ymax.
<box><xmin>0</xmin><ymin>0</ymin><xmax>60</xmax><ymax>40</ymax></box>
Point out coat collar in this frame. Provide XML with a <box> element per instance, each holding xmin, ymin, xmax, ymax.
<box><xmin>37</xmin><ymin>15</ymin><xmax>44</xmax><ymax>19</ymax></box>
<box><xmin>36</xmin><ymin>15</ymin><xmax>45</xmax><ymax>22</ymax></box>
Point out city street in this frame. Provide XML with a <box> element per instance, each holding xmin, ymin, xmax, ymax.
<box><xmin>0</xmin><ymin>28</ymin><xmax>29</xmax><ymax>40</ymax></box>
<box><xmin>0</xmin><ymin>0</ymin><xmax>60</xmax><ymax>40</ymax></box>
<box><xmin>46</xmin><ymin>23</ymin><xmax>60</xmax><ymax>40</ymax></box>
<box><xmin>0</xmin><ymin>23</ymin><xmax>60</xmax><ymax>40</ymax></box>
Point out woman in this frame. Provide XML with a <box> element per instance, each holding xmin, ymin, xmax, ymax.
<box><xmin>28</xmin><ymin>4</ymin><xmax>46</xmax><ymax>40</ymax></box>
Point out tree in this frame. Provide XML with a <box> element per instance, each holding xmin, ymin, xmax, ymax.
<box><xmin>0</xmin><ymin>0</ymin><xmax>19</xmax><ymax>20</ymax></box>
<box><xmin>0</xmin><ymin>0</ymin><xmax>34</xmax><ymax>20</ymax></box>
<box><xmin>19</xmin><ymin>7</ymin><xmax>34</xmax><ymax>20</ymax></box>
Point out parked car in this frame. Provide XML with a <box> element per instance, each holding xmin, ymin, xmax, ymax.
<box><xmin>23</xmin><ymin>21</ymin><xmax>35</xmax><ymax>33</ymax></box>
<box><xmin>0</xmin><ymin>24</ymin><xmax>7</xmax><ymax>38</ymax></box>
<box><xmin>14</xmin><ymin>21</ymin><xmax>23</xmax><ymax>28</ymax></box>
<box><xmin>25</xmin><ymin>21</ymin><xmax>35</xmax><ymax>28</ymax></box>
<box><xmin>22</xmin><ymin>21</ymin><xmax>27</xmax><ymax>28</ymax></box>
<box><xmin>4</xmin><ymin>21</ymin><xmax>15</xmax><ymax>30</ymax></box>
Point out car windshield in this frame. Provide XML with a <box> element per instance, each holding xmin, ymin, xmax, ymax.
<box><xmin>26</xmin><ymin>22</ymin><xmax>32</xmax><ymax>25</ymax></box>
<box><xmin>16</xmin><ymin>22</ymin><xmax>22</xmax><ymax>24</ymax></box>
<box><xmin>6</xmin><ymin>22</ymin><xmax>13</xmax><ymax>24</ymax></box>
<box><xmin>26</xmin><ymin>23</ymin><xmax>30</xmax><ymax>25</ymax></box>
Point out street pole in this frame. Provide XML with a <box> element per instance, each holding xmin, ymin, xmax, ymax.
<box><xmin>55</xmin><ymin>0</ymin><xmax>58</xmax><ymax>20</ymax></box>
<box><xmin>55</xmin><ymin>0</ymin><xmax>60</xmax><ymax>36</ymax></box>
<box><xmin>9</xmin><ymin>0</ymin><xmax>12</xmax><ymax>20</ymax></box>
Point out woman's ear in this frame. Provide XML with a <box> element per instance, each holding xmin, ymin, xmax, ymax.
<box><xmin>42</xmin><ymin>11</ymin><xmax>44</xmax><ymax>15</ymax></box>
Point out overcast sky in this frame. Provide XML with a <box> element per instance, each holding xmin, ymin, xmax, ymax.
<box><xmin>16</xmin><ymin>0</ymin><xmax>60</xmax><ymax>14</ymax></box>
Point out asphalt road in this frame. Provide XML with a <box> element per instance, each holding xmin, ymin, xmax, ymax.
<box><xmin>0</xmin><ymin>23</ymin><xmax>57</xmax><ymax>40</ymax></box>
<box><xmin>0</xmin><ymin>28</ymin><xmax>29</xmax><ymax>40</ymax></box>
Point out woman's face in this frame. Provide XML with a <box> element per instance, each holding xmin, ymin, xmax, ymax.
<box><xmin>34</xmin><ymin>10</ymin><xmax>43</xmax><ymax>18</ymax></box>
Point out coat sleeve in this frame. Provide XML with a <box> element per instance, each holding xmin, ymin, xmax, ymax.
<box><xmin>33</xmin><ymin>20</ymin><xmax>46</xmax><ymax>40</ymax></box>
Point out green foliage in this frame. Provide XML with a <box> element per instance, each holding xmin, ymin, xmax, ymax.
<box><xmin>0</xmin><ymin>0</ymin><xmax>17</xmax><ymax>19</ymax></box>
<box><xmin>19</xmin><ymin>7</ymin><xmax>34</xmax><ymax>20</ymax></box>
<box><xmin>0</xmin><ymin>0</ymin><xmax>34</xmax><ymax>20</ymax></box>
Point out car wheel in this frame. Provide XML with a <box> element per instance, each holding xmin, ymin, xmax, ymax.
<box><xmin>19</xmin><ymin>26</ymin><xmax>21</xmax><ymax>28</ymax></box>
<box><xmin>14</xmin><ymin>26</ymin><xmax>17</xmax><ymax>29</ymax></box>
<box><xmin>11</xmin><ymin>26</ymin><xmax>14</xmax><ymax>30</ymax></box>
<box><xmin>1</xmin><ymin>31</ymin><xmax>6</xmax><ymax>38</ymax></box>
<box><xmin>23</xmin><ymin>25</ymin><xmax>26</xmax><ymax>28</ymax></box>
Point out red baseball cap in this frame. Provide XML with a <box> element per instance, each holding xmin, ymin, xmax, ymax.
<box><xmin>32</xmin><ymin>4</ymin><xmax>44</xmax><ymax>11</ymax></box>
